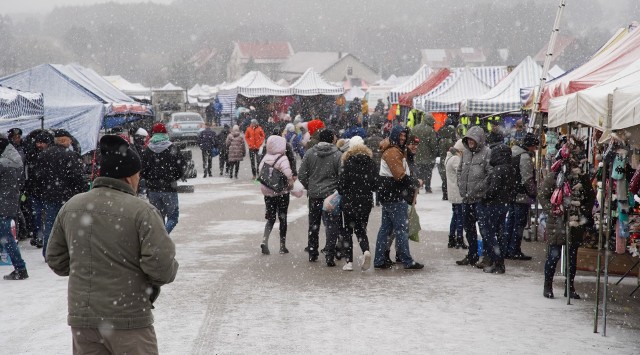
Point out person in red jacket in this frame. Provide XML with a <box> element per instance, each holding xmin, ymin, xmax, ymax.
<box><xmin>245</xmin><ymin>119</ymin><xmax>265</xmax><ymax>179</ymax></box>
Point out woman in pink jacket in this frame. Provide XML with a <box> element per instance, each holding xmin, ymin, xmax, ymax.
<box><xmin>258</xmin><ymin>135</ymin><xmax>295</xmax><ymax>255</ymax></box>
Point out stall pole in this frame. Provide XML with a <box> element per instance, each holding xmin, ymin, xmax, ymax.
<box><xmin>602</xmin><ymin>171</ymin><xmax>614</xmax><ymax>336</ymax></box>
<box><xmin>593</xmin><ymin>158</ymin><xmax>607</xmax><ymax>332</ymax></box>
<box><xmin>565</xmin><ymin>205</ymin><xmax>571</xmax><ymax>306</ymax></box>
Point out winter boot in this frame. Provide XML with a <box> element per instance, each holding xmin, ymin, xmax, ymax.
<box><xmin>279</xmin><ymin>241</ymin><xmax>289</xmax><ymax>254</ymax></box>
<box><xmin>543</xmin><ymin>280</ymin><xmax>554</xmax><ymax>299</ymax></box>
<box><xmin>484</xmin><ymin>260</ymin><xmax>504</xmax><ymax>274</ymax></box>
<box><xmin>447</xmin><ymin>235</ymin><xmax>456</xmax><ymax>248</ymax></box>
<box><xmin>3</xmin><ymin>269</ymin><xmax>29</xmax><ymax>280</ymax></box>
<box><xmin>455</xmin><ymin>236</ymin><xmax>468</xmax><ymax>249</ymax></box>
<box><xmin>260</xmin><ymin>243</ymin><xmax>270</xmax><ymax>255</ymax></box>
<box><xmin>456</xmin><ymin>256</ymin><xmax>477</xmax><ymax>266</ymax></box>
<box><xmin>564</xmin><ymin>280</ymin><xmax>581</xmax><ymax>299</ymax></box>
<box><xmin>475</xmin><ymin>256</ymin><xmax>492</xmax><ymax>269</ymax></box>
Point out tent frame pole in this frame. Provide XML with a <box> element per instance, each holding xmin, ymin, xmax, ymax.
<box><xmin>593</xmin><ymin>157</ymin><xmax>607</xmax><ymax>332</ymax></box>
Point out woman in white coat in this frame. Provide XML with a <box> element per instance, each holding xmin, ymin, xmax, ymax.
<box><xmin>445</xmin><ymin>139</ymin><xmax>467</xmax><ymax>249</ymax></box>
<box><xmin>258</xmin><ymin>135</ymin><xmax>295</xmax><ymax>255</ymax></box>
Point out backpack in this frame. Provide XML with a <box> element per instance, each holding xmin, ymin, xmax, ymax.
<box><xmin>257</xmin><ymin>155</ymin><xmax>288</xmax><ymax>193</ymax></box>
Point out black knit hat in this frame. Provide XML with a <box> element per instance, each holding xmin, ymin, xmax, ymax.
<box><xmin>34</xmin><ymin>130</ymin><xmax>54</xmax><ymax>144</ymax></box>
<box><xmin>99</xmin><ymin>135</ymin><xmax>141</xmax><ymax>179</ymax></box>
<box><xmin>522</xmin><ymin>132</ymin><xmax>540</xmax><ymax>147</ymax></box>
<box><xmin>318</xmin><ymin>129</ymin><xmax>335</xmax><ymax>143</ymax></box>
<box><xmin>7</xmin><ymin>128</ymin><xmax>22</xmax><ymax>138</ymax></box>
<box><xmin>53</xmin><ymin>129</ymin><xmax>72</xmax><ymax>138</ymax></box>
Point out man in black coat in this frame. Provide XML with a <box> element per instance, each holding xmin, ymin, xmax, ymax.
<box><xmin>141</xmin><ymin>123</ymin><xmax>186</xmax><ymax>234</ymax></box>
<box><xmin>32</xmin><ymin>129</ymin><xmax>87</xmax><ymax>258</ymax></box>
<box><xmin>197</xmin><ymin>122</ymin><xmax>217</xmax><ymax>177</ymax></box>
<box><xmin>217</xmin><ymin>124</ymin><xmax>230</xmax><ymax>176</ymax></box>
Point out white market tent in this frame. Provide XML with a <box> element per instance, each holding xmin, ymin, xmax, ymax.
<box><xmin>344</xmin><ymin>86</ymin><xmax>366</xmax><ymax>101</ymax></box>
<box><xmin>0</xmin><ymin>64</ymin><xmax>152</xmax><ymax>153</ymax></box>
<box><xmin>0</xmin><ymin>85</ymin><xmax>44</xmax><ymax>121</ymax></box>
<box><xmin>217</xmin><ymin>71</ymin><xmax>291</xmax><ymax>114</ymax></box>
<box><xmin>612</xmin><ymin>84</ymin><xmax>640</xmax><ymax>130</ymax></box>
<box><xmin>388</xmin><ymin>65</ymin><xmax>432</xmax><ymax>104</ymax></box>
<box><xmin>416</xmin><ymin>68</ymin><xmax>491</xmax><ymax>113</ymax></box>
<box><xmin>461</xmin><ymin>56</ymin><xmax>542</xmax><ymax>114</ymax></box>
<box><xmin>288</xmin><ymin>68</ymin><xmax>344</xmax><ymax>96</ymax></box>
<box><xmin>548</xmin><ymin>58</ymin><xmax>640</xmax><ymax>129</ymax></box>
<box><xmin>103</xmin><ymin>75</ymin><xmax>151</xmax><ymax>100</ymax></box>
<box><xmin>187</xmin><ymin>84</ymin><xmax>219</xmax><ymax>107</ymax></box>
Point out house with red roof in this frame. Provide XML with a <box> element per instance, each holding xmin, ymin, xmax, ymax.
<box><xmin>227</xmin><ymin>41</ymin><xmax>294</xmax><ymax>81</ymax></box>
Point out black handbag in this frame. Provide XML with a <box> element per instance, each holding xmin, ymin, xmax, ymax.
<box><xmin>257</xmin><ymin>155</ymin><xmax>288</xmax><ymax>193</ymax></box>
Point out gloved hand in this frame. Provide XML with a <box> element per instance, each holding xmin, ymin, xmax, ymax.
<box><xmin>149</xmin><ymin>285</ymin><xmax>161</xmax><ymax>309</ymax></box>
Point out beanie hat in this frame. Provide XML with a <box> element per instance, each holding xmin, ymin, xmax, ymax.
<box><xmin>522</xmin><ymin>132</ymin><xmax>540</xmax><ymax>147</ymax></box>
<box><xmin>99</xmin><ymin>135</ymin><xmax>142</xmax><ymax>179</ymax></box>
<box><xmin>34</xmin><ymin>130</ymin><xmax>54</xmax><ymax>145</ymax></box>
<box><xmin>251</xmin><ymin>119</ymin><xmax>258</xmax><ymax>125</ymax></box>
<box><xmin>135</xmin><ymin>127</ymin><xmax>149</xmax><ymax>137</ymax></box>
<box><xmin>318</xmin><ymin>129</ymin><xmax>335</xmax><ymax>143</ymax></box>
<box><xmin>7</xmin><ymin>128</ymin><xmax>22</xmax><ymax>139</ymax></box>
<box><xmin>285</xmin><ymin>123</ymin><xmax>295</xmax><ymax>132</ymax></box>
<box><xmin>307</xmin><ymin>119</ymin><xmax>325</xmax><ymax>136</ymax></box>
<box><xmin>53</xmin><ymin>129</ymin><xmax>72</xmax><ymax>138</ymax></box>
<box><xmin>152</xmin><ymin>123</ymin><xmax>168</xmax><ymax>134</ymax></box>
<box><xmin>349</xmin><ymin>135</ymin><xmax>364</xmax><ymax>147</ymax></box>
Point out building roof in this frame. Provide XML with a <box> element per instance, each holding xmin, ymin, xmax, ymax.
<box><xmin>188</xmin><ymin>48</ymin><xmax>219</xmax><ymax>68</ymax></box>
<box><xmin>236</xmin><ymin>41</ymin><xmax>294</xmax><ymax>60</ymax></box>
<box><xmin>279</xmin><ymin>52</ymin><xmax>349</xmax><ymax>75</ymax></box>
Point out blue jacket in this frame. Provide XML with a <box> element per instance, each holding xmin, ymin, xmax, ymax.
<box><xmin>342</xmin><ymin>125</ymin><xmax>367</xmax><ymax>139</ymax></box>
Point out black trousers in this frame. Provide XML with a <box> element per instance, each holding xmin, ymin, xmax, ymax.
<box><xmin>544</xmin><ymin>242</ymin><xmax>579</xmax><ymax>282</ymax></box>
<box><xmin>201</xmin><ymin>151</ymin><xmax>213</xmax><ymax>174</ymax></box>
<box><xmin>264</xmin><ymin>194</ymin><xmax>290</xmax><ymax>243</ymax></box>
<box><xmin>219</xmin><ymin>153</ymin><xmax>228</xmax><ymax>174</ymax></box>
<box><xmin>228</xmin><ymin>161</ymin><xmax>240</xmax><ymax>178</ymax></box>
<box><xmin>249</xmin><ymin>149</ymin><xmax>260</xmax><ymax>177</ymax></box>
<box><xmin>342</xmin><ymin>201</ymin><xmax>372</xmax><ymax>263</ymax></box>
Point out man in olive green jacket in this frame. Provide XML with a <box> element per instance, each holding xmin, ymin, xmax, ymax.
<box><xmin>412</xmin><ymin>112</ymin><xmax>438</xmax><ymax>192</ymax></box>
<box><xmin>47</xmin><ymin>135</ymin><xmax>179</xmax><ymax>355</ymax></box>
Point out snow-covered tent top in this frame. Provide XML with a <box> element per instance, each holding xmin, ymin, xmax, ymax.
<box><xmin>0</xmin><ymin>64</ymin><xmax>106</xmax><ymax>153</ymax></box>
<box><xmin>389</xmin><ymin>65</ymin><xmax>432</xmax><ymax>104</ymax></box>
<box><xmin>0</xmin><ymin>85</ymin><xmax>44</xmax><ymax>120</ymax></box>
<box><xmin>548</xmin><ymin>58</ymin><xmax>640</xmax><ymax>129</ymax></box>
<box><xmin>188</xmin><ymin>84</ymin><xmax>219</xmax><ymax>107</ymax></box>
<box><xmin>461</xmin><ymin>56</ymin><xmax>542</xmax><ymax>114</ymax></box>
<box><xmin>219</xmin><ymin>71</ymin><xmax>291</xmax><ymax>97</ymax></box>
<box><xmin>540</xmin><ymin>23</ymin><xmax>640</xmax><ymax>111</ymax></box>
<box><xmin>398</xmin><ymin>68</ymin><xmax>451</xmax><ymax>107</ymax></box>
<box><xmin>416</xmin><ymin>68</ymin><xmax>491</xmax><ymax>113</ymax></box>
<box><xmin>288</xmin><ymin>68</ymin><xmax>344</xmax><ymax>96</ymax></box>
<box><xmin>158</xmin><ymin>83</ymin><xmax>184</xmax><ymax>91</ymax></box>
<box><xmin>344</xmin><ymin>86</ymin><xmax>366</xmax><ymax>101</ymax></box>
<box><xmin>103</xmin><ymin>75</ymin><xmax>151</xmax><ymax>100</ymax></box>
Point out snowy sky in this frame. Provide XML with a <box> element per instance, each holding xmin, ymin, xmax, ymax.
<box><xmin>0</xmin><ymin>0</ymin><xmax>174</xmax><ymax>14</ymax></box>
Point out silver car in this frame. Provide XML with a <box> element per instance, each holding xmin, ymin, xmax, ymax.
<box><xmin>164</xmin><ymin>112</ymin><xmax>205</xmax><ymax>141</ymax></box>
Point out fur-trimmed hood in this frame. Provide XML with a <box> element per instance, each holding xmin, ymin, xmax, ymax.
<box><xmin>342</xmin><ymin>143</ymin><xmax>372</xmax><ymax>162</ymax></box>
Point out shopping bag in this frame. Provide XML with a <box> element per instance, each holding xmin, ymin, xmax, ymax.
<box><xmin>322</xmin><ymin>191</ymin><xmax>341</xmax><ymax>214</ymax></box>
<box><xmin>210</xmin><ymin>147</ymin><xmax>220</xmax><ymax>157</ymax></box>
<box><xmin>408</xmin><ymin>205</ymin><xmax>421</xmax><ymax>242</ymax></box>
<box><xmin>291</xmin><ymin>180</ymin><xmax>305</xmax><ymax>198</ymax></box>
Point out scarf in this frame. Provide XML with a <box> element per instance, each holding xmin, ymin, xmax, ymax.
<box><xmin>150</xmin><ymin>133</ymin><xmax>169</xmax><ymax>143</ymax></box>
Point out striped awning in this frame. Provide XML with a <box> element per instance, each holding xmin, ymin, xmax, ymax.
<box><xmin>469</xmin><ymin>66</ymin><xmax>509</xmax><ymax>88</ymax></box>
<box><xmin>289</xmin><ymin>68</ymin><xmax>344</xmax><ymax>96</ymax></box>
<box><xmin>389</xmin><ymin>65</ymin><xmax>433</xmax><ymax>103</ymax></box>
<box><xmin>0</xmin><ymin>85</ymin><xmax>44</xmax><ymax>120</ymax></box>
<box><xmin>417</xmin><ymin>68</ymin><xmax>491</xmax><ymax>112</ymax></box>
<box><xmin>461</xmin><ymin>56</ymin><xmax>541</xmax><ymax>114</ymax></box>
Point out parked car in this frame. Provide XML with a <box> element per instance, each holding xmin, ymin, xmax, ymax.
<box><xmin>164</xmin><ymin>112</ymin><xmax>205</xmax><ymax>141</ymax></box>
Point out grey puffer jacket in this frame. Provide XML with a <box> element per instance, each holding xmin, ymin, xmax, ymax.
<box><xmin>0</xmin><ymin>143</ymin><xmax>24</xmax><ymax>218</ymax></box>
<box><xmin>512</xmin><ymin>145</ymin><xmax>536</xmax><ymax>204</ymax></box>
<box><xmin>298</xmin><ymin>142</ymin><xmax>342</xmax><ymax>199</ymax></box>
<box><xmin>47</xmin><ymin>177</ymin><xmax>179</xmax><ymax>329</ymax></box>
<box><xmin>457</xmin><ymin>126</ymin><xmax>492</xmax><ymax>204</ymax></box>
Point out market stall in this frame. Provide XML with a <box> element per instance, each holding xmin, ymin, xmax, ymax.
<box><xmin>0</xmin><ymin>85</ymin><xmax>44</xmax><ymax>131</ymax></box>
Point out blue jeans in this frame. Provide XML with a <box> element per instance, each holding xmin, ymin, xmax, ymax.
<box><xmin>374</xmin><ymin>201</ymin><xmax>414</xmax><ymax>267</ymax></box>
<box><xmin>31</xmin><ymin>198</ymin><xmax>63</xmax><ymax>258</ymax></box>
<box><xmin>502</xmin><ymin>203</ymin><xmax>529</xmax><ymax>257</ymax></box>
<box><xmin>0</xmin><ymin>217</ymin><xmax>26</xmax><ymax>270</ymax></box>
<box><xmin>148</xmin><ymin>192</ymin><xmax>179</xmax><ymax>234</ymax></box>
<box><xmin>478</xmin><ymin>203</ymin><xmax>509</xmax><ymax>263</ymax></box>
<box><xmin>449</xmin><ymin>204</ymin><xmax>463</xmax><ymax>237</ymax></box>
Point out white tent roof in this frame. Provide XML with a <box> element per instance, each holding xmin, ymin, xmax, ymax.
<box><xmin>416</xmin><ymin>68</ymin><xmax>491</xmax><ymax>112</ymax></box>
<box><xmin>159</xmin><ymin>83</ymin><xmax>184</xmax><ymax>91</ymax></box>
<box><xmin>389</xmin><ymin>65</ymin><xmax>432</xmax><ymax>103</ymax></box>
<box><xmin>461</xmin><ymin>56</ymin><xmax>542</xmax><ymax>114</ymax></box>
<box><xmin>612</xmin><ymin>85</ymin><xmax>640</xmax><ymax>130</ymax></box>
<box><xmin>103</xmin><ymin>75</ymin><xmax>151</xmax><ymax>99</ymax></box>
<box><xmin>0</xmin><ymin>85</ymin><xmax>44</xmax><ymax>120</ymax></box>
<box><xmin>219</xmin><ymin>71</ymin><xmax>291</xmax><ymax>97</ymax></box>
<box><xmin>548</xmin><ymin>58</ymin><xmax>640</xmax><ymax>129</ymax></box>
<box><xmin>288</xmin><ymin>68</ymin><xmax>343</xmax><ymax>96</ymax></box>
<box><xmin>188</xmin><ymin>84</ymin><xmax>219</xmax><ymax>105</ymax></box>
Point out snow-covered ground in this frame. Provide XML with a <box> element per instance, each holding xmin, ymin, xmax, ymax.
<box><xmin>1</xmin><ymin>149</ymin><xmax>639</xmax><ymax>354</ymax></box>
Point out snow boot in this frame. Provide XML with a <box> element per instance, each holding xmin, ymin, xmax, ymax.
<box><xmin>455</xmin><ymin>236</ymin><xmax>468</xmax><ymax>249</ymax></box>
<box><xmin>456</xmin><ymin>256</ymin><xmax>477</xmax><ymax>266</ymax></box>
<box><xmin>447</xmin><ymin>235</ymin><xmax>456</xmax><ymax>248</ymax></box>
<box><xmin>475</xmin><ymin>256</ymin><xmax>492</xmax><ymax>269</ymax></box>
<box><xmin>484</xmin><ymin>260</ymin><xmax>505</xmax><ymax>274</ymax></box>
<box><xmin>3</xmin><ymin>269</ymin><xmax>29</xmax><ymax>280</ymax></box>
<box><xmin>260</xmin><ymin>243</ymin><xmax>270</xmax><ymax>255</ymax></box>
<box><xmin>543</xmin><ymin>280</ymin><xmax>554</xmax><ymax>299</ymax></box>
<box><xmin>564</xmin><ymin>281</ymin><xmax>581</xmax><ymax>299</ymax></box>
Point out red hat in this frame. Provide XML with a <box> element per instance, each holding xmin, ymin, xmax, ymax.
<box><xmin>307</xmin><ymin>119</ymin><xmax>325</xmax><ymax>136</ymax></box>
<box><xmin>152</xmin><ymin>123</ymin><xmax>168</xmax><ymax>134</ymax></box>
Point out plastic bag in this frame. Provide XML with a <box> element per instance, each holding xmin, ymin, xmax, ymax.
<box><xmin>291</xmin><ymin>180</ymin><xmax>305</xmax><ymax>198</ymax></box>
<box><xmin>322</xmin><ymin>191</ymin><xmax>341</xmax><ymax>214</ymax></box>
